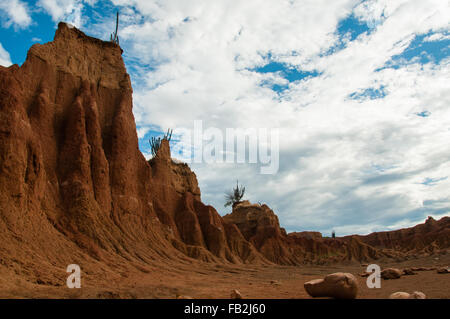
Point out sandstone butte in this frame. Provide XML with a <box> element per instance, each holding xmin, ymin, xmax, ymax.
<box><xmin>0</xmin><ymin>23</ymin><xmax>449</xmax><ymax>295</ymax></box>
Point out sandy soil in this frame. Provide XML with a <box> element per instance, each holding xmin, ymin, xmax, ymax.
<box><xmin>1</xmin><ymin>254</ymin><xmax>448</xmax><ymax>299</ymax></box>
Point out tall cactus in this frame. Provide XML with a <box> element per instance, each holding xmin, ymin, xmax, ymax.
<box><xmin>110</xmin><ymin>11</ymin><xmax>120</xmax><ymax>45</ymax></box>
<box><xmin>149</xmin><ymin>129</ymin><xmax>173</xmax><ymax>156</ymax></box>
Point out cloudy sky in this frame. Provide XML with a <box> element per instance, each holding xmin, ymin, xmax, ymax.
<box><xmin>1</xmin><ymin>0</ymin><xmax>449</xmax><ymax>236</ymax></box>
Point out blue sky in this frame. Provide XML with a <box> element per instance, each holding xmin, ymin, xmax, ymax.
<box><xmin>1</xmin><ymin>0</ymin><xmax>449</xmax><ymax>236</ymax></box>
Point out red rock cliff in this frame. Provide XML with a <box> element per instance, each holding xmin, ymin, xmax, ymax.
<box><xmin>0</xmin><ymin>23</ymin><xmax>265</xmax><ymax>287</ymax></box>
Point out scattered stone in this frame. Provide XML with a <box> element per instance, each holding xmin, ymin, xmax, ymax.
<box><xmin>410</xmin><ymin>291</ymin><xmax>426</xmax><ymax>299</ymax></box>
<box><xmin>304</xmin><ymin>272</ymin><xmax>358</xmax><ymax>299</ymax></box>
<box><xmin>389</xmin><ymin>291</ymin><xmax>427</xmax><ymax>299</ymax></box>
<box><xmin>231</xmin><ymin>289</ymin><xmax>242</xmax><ymax>299</ymax></box>
<box><xmin>402</xmin><ymin>268</ymin><xmax>417</xmax><ymax>275</ymax></box>
<box><xmin>436</xmin><ymin>267</ymin><xmax>450</xmax><ymax>274</ymax></box>
<box><xmin>381</xmin><ymin>268</ymin><xmax>402</xmax><ymax>279</ymax></box>
<box><xmin>176</xmin><ymin>295</ymin><xmax>194</xmax><ymax>299</ymax></box>
<box><xmin>389</xmin><ymin>292</ymin><xmax>411</xmax><ymax>299</ymax></box>
<box><xmin>270</xmin><ymin>280</ymin><xmax>281</xmax><ymax>285</ymax></box>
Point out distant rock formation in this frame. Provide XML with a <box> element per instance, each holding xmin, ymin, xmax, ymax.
<box><xmin>223</xmin><ymin>201</ymin><xmax>383</xmax><ymax>264</ymax></box>
<box><xmin>350</xmin><ymin>216</ymin><xmax>450</xmax><ymax>256</ymax></box>
<box><xmin>289</xmin><ymin>231</ymin><xmax>323</xmax><ymax>240</ymax></box>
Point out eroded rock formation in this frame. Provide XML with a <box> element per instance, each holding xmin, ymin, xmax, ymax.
<box><xmin>0</xmin><ymin>23</ymin><xmax>448</xmax><ymax>290</ymax></box>
<box><xmin>352</xmin><ymin>216</ymin><xmax>450</xmax><ymax>256</ymax></box>
<box><xmin>224</xmin><ymin>201</ymin><xmax>383</xmax><ymax>264</ymax></box>
<box><xmin>0</xmin><ymin>23</ymin><xmax>264</xmax><ymax>288</ymax></box>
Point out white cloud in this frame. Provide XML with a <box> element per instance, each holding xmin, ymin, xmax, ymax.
<box><xmin>37</xmin><ymin>0</ymin><xmax>94</xmax><ymax>28</ymax></box>
<box><xmin>136</xmin><ymin>126</ymin><xmax>150</xmax><ymax>139</ymax></box>
<box><xmin>88</xmin><ymin>0</ymin><xmax>450</xmax><ymax>235</ymax></box>
<box><xmin>424</xmin><ymin>32</ymin><xmax>450</xmax><ymax>42</ymax></box>
<box><xmin>0</xmin><ymin>0</ymin><xmax>32</xmax><ymax>28</ymax></box>
<box><xmin>0</xmin><ymin>43</ymin><xmax>12</xmax><ymax>67</ymax></box>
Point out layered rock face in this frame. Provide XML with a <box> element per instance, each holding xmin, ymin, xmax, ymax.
<box><xmin>224</xmin><ymin>201</ymin><xmax>382</xmax><ymax>265</ymax></box>
<box><xmin>0</xmin><ymin>23</ymin><xmax>264</xmax><ymax>287</ymax></box>
<box><xmin>353</xmin><ymin>216</ymin><xmax>450</xmax><ymax>255</ymax></box>
<box><xmin>148</xmin><ymin>140</ymin><xmax>264</xmax><ymax>263</ymax></box>
<box><xmin>224</xmin><ymin>201</ymin><xmax>449</xmax><ymax>264</ymax></box>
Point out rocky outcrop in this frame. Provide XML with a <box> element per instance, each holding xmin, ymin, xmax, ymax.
<box><xmin>148</xmin><ymin>141</ymin><xmax>265</xmax><ymax>264</ymax></box>
<box><xmin>223</xmin><ymin>201</ymin><xmax>295</xmax><ymax>263</ymax></box>
<box><xmin>223</xmin><ymin>201</ymin><xmax>383</xmax><ymax>265</ymax></box>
